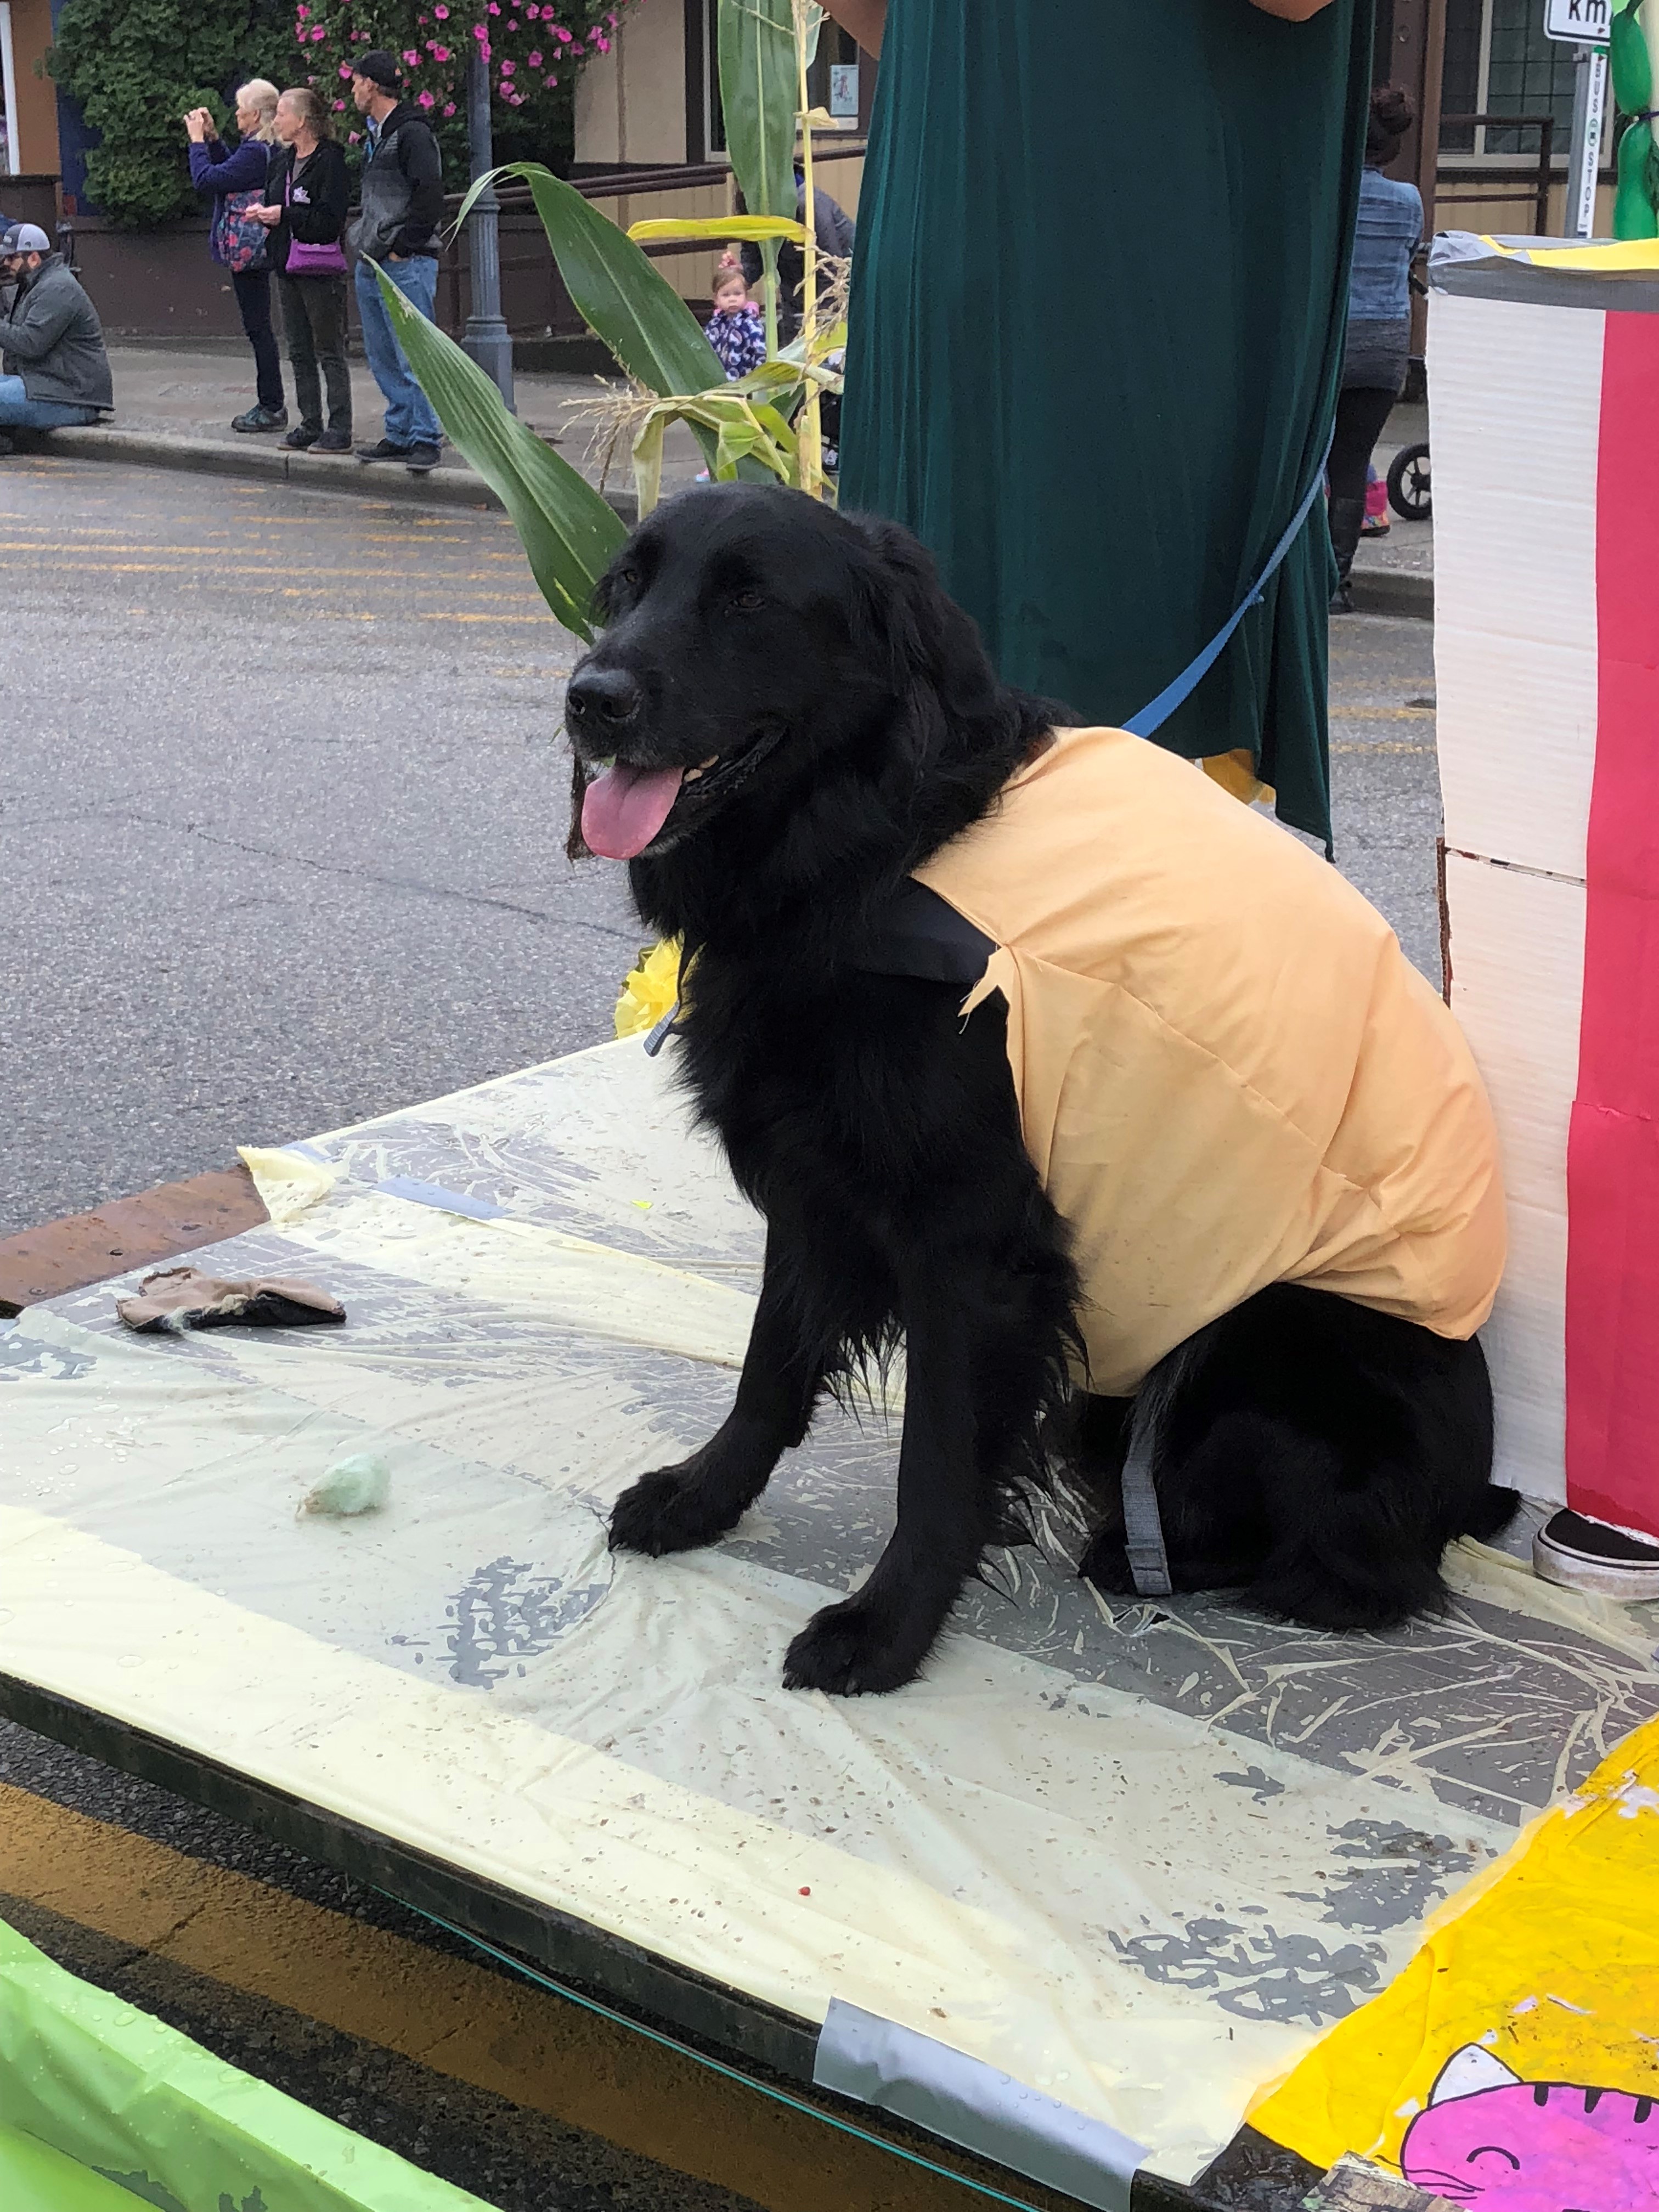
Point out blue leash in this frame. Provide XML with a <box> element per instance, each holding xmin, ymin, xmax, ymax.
<box><xmin>1123</xmin><ymin>442</ymin><xmax>1333</xmax><ymax>740</ymax></box>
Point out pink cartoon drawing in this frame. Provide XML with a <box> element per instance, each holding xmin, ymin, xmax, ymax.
<box><xmin>1399</xmin><ymin>2042</ymin><xmax>1659</xmax><ymax>2210</ymax></box>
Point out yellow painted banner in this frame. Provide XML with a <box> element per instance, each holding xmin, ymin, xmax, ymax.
<box><xmin>1249</xmin><ymin>1714</ymin><xmax>1659</xmax><ymax>2206</ymax></box>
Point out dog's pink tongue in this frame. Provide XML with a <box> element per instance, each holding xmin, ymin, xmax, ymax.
<box><xmin>581</xmin><ymin>763</ymin><xmax>685</xmax><ymax>860</ymax></box>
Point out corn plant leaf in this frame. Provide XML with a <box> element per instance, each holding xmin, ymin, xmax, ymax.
<box><xmin>730</xmin><ymin>359</ymin><xmax>808</xmax><ymax>388</ymax></box>
<box><xmin>749</xmin><ymin>400</ymin><xmax>800</xmax><ymax>458</ymax></box>
<box><xmin>631</xmin><ymin>409</ymin><xmax>669</xmax><ymax>518</ymax></box>
<box><xmin>368</xmin><ymin>261</ymin><xmax>624</xmax><ymax>640</ymax></box>
<box><xmin>627</xmin><ymin>216</ymin><xmax>809</xmax><ymax>245</ymax></box>
<box><xmin>719</xmin><ymin>0</ymin><xmax>798</xmax><ymax>223</ymax></box>
<box><xmin>777</xmin><ymin>320</ymin><xmax>848</xmax><ymax>367</ymax></box>
<box><xmin>714</xmin><ymin>417</ymin><xmax>765</xmax><ymax>477</ymax></box>
<box><xmin>454</xmin><ymin>163</ymin><xmax>720</xmax><ymax>399</ymax></box>
<box><xmin>729</xmin><ymin>363</ymin><xmax>806</xmax><ymax>419</ymax></box>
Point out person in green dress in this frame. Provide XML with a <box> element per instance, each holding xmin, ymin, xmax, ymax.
<box><xmin>826</xmin><ymin>0</ymin><xmax>1370</xmax><ymax>847</ymax></box>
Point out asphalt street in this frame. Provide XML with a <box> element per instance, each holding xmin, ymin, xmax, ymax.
<box><xmin>0</xmin><ymin>456</ymin><xmax>637</xmax><ymax>1240</ymax></box>
<box><xmin>0</xmin><ymin>456</ymin><xmax>1444</xmax><ymax>2211</ymax></box>
<box><xmin>1</xmin><ymin>458</ymin><xmax>1442</xmax><ymax>1238</ymax></box>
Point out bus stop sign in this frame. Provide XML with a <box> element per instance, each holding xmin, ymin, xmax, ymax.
<box><xmin>1545</xmin><ymin>0</ymin><xmax>1610</xmax><ymax>41</ymax></box>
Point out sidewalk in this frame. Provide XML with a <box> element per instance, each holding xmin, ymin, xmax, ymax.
<box><xmin>36</xmin><ymin>342</ymin><xmax>1432</xmax><ymax>615</ymax></box>
<box><xmin>42</xmin><ymin>338</ymin><xmax>707</xmax><ymax>519</ymax></box>
<box><xmin>1352</xmin><ymin>402</ymin><xmax>1432</xmax><ymax>618</ymax></box>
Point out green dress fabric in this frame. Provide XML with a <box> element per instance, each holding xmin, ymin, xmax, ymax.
<box><xmin>838</xmin><ymin>0</ymin><xmax>1373</xmax><ymax>845</ymax></box>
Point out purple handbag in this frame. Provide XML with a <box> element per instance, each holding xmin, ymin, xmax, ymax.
<box><xmin>284</xmin><ymin>172</ymin><xmax>348</xmax><ymax>276</ymax></box>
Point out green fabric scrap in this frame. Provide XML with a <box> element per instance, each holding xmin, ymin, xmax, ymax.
<box><xmin>0</xmin><ymin>1916</ymin><xmax>493</xmax><ymax>2212</ymax></box>
<box><xmin>0</xmin><ymin>2119</ymin><xmax>155</xmax><ymax>2212</ymax></box>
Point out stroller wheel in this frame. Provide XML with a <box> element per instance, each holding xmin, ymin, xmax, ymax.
<box><xmin>1386</xmin><ymin>442</ymin><xmax>1431</xmax><ymax>522</ymax></box>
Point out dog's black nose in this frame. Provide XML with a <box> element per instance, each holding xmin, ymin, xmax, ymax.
<box><xmin>567</xmin><ymin>666</ymin><xmax>642</xmax><ymax>731</ymax></box>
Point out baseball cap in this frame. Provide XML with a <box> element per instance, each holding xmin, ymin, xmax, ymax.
<box><xmin>353</xmin><ymin>49</ymin><xmax>401</xmax><ymax>89</ymax></box>
<box><xmin>0</xmin><ymin>222</ymin><xmax>50</xmax><ymax>258</ymax></box>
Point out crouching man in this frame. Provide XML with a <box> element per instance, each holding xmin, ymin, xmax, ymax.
<box><xmin>0</xmin><ymin>223</ymin><xmax>113</xmax><ymax>453</ymax></box>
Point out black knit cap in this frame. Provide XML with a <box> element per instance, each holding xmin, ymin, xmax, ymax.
<box><xmin>354</xmin><ymin>48</ymin><xmax>401</xmax><ymax>89</ymax></box>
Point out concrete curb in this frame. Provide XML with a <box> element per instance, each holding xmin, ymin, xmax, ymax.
<box><xmin>1348</xmin><ymin>566</ymin><xmax>1432</xmax><ymax>621</ymax></box>
<box><xmin>40</xmin><ymin>425</ymin><xmax>1433</xmax><ymax>620</ymax></box>
<box><xmin>42</xmin><ymin>425</ymin><xmax>639</xmax><ymax>525</ymax></box>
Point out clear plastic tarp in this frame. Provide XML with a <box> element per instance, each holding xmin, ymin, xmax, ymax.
<box><xmin>2</xmin><ymin>1040</ymin><xmax>1655</xmax><ymax>2196</ymax></box>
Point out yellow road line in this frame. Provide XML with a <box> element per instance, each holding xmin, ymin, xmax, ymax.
<box><xmin>0</xmin><ymin>533</ymin><xmax>517</xmax><ymax>560</ymax></box>
<box><xmin>0</xmin><ymin>1782</ymin><xmax>1000</xmax><ymax>2212</ymax></box>
<box><xmin>0</xmin><ymin>526</ymin><xmax>236</xmax><ymax>540</ymax></box>
<box><xmin>0</xmin><ymin>552</ymin><xmax>539</xmax><ymax>584</ymax></box>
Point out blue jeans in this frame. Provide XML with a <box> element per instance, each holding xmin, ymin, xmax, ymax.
<box><xmin>0</xmin><ymin>375</ymin><xmax>100</xmax><ymax>430</ymax></box>
<box><xmin>354</xmin><ymin>255</ymin><xmax>442</xmax><ymax>447</ymax></box>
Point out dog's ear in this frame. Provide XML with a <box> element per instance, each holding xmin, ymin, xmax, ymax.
<box><xmin>847</xmin><ymin>515</ymin><xmax>949</xmax><ymax>689</ymax></box>
<box><xmin>846</xmin><ymin>513</ymin><xmax>1003</xmax><ymax>774</ymax></box>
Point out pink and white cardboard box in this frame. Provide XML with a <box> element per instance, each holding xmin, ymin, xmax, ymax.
<box><xmin>1430</xmin><ymin>235</ymin><xmax>1659</xmax><ymax>1541</ymax></box>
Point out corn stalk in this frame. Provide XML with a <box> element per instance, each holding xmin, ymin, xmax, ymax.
<box><xmin>373</xmin><ymin>3</ymin><xmax>838</xmax><ymax>1037</ymax></box>
<box><xmin>377</xmin><ymin>0</ymin><xmax>838</xmax><ymax>643</ymax></box>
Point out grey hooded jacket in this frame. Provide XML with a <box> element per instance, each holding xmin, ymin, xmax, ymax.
<box><xmin>0</xmin><ymin>255</ymin><xmax>114</xmax><ymax>409</ymax></box>
<box><xmin>347</xmin><ymin>104</ymin><xmax>444</xmax><ymax>264</ymax></box>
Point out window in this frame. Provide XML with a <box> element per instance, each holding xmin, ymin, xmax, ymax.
<box><xmin>0</xmin><ymin>3</ymin><xmax>16</xmax><ymax>177</ymax></box>
<box><xmin>806</xmin><ymin>22</ymin><xmax>861</xmax><ymax>128</ymax></box>
<box><xmin>1441</xmin><ymin>0</ymin><xmax>1580</xmax><ymax>157</ymax></box>
<box><xmin>685</xmin><ymin>0</ymin><xmax>726</xmax><ymax>162</ymax></box>
<box><xmin>685</xmin><ymin>1</ymin><xmax>865</xmax><ymax>164</ymax></box>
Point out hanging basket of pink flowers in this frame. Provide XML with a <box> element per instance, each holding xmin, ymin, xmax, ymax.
<box><xmin>294</xmin><ymin>0</ymin><xmax>632</xmax><ymax>126</ymax></box>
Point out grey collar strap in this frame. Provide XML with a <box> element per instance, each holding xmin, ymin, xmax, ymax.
<box><xmin>1119</xmin><ymin>1428</ymin><xmax>1172</xmax><ymax>1598</ymax></box>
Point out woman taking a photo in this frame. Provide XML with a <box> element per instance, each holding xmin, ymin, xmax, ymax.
<box><xmin>247</xmin><ymin>89</ymin><xmax>353</xmax><ymax>453</ymax></box>
<box><xmin>186</xmin><ymin>81</ymin><xmax>285</xmax><ymax>435</ymax></box>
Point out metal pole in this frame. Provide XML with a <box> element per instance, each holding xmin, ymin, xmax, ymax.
<box><xmin>1564</xmin><ymin>41</ymin><xmax>1609</xmax><ymax>239</ymax></box>
<box><xmin>461</xmin><ymin>44</ymin><xmax>515</xmax><ymax>409</ymax></box>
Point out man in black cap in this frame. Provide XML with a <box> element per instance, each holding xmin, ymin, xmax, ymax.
<box><xmin>347</xmin><ymin>50</ymin><xmax>444</xmax><ymax>472</ymax></box>
<box><xmin>0</xmin><ymin>223</ymin><xmax>112</xmax><ymax>453</ymax></box>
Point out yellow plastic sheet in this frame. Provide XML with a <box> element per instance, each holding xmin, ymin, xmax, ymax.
<box><xmin>1249</xmin><ymin>1714</ymin><xmax>1659</xmax><ymax>2204</ymax></box>
<box><xmin>1475</xmin><ymin>234</ymin><xmax>1659</xmax><ymax>273</ymax></box>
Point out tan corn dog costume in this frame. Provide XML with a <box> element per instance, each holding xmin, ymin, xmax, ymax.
<box><xmin>913</xmin><ymin>726</ymin><xmax>1506</xmax><ymax>1396</ymax></box>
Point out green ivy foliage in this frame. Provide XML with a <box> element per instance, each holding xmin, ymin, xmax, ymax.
<box><xmin>48</xmin><ymin>0</ymin><xmax>601</xmax><ymax>228</ymax></box>
<box><xmin>47</xmin><ymin>0</ymin><xmax>291</xmax><ymax>227</ymax></box>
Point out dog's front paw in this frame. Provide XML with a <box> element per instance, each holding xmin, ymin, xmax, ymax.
<box><xmin>609</xmin><ymin>1463</ymin><xmax>736</xmax><ymax>1556</ymax></box>
<box><xmin>782</xmin><ymin>1596</ymin><xmax>928</xmax><ymax>1696</ymax></box>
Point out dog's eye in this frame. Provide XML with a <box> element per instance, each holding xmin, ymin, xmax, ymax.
<box><xmin>730</xmin><ymin>588</ymin><xmax>765</xmax><ymax>613</ymax></box>
<box><xmin>616</xmin><ymin>566</ymin><xmax>640</xmax><ymax>589</ymax></box>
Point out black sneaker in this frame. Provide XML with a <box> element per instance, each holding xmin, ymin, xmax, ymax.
<box><xmin>233</xmin><ymin>405</ymin><xmax>288</xmax><ymax>434</ymax></box>
<box><xmin>405</xmin><ymin>441</ymin><xmax>441</xmax><ymax>474</ymax></box>
<box><xmin>314</xmin><ymin>428</ymin><xmax>353</xmax><ymax>454</ymax></box>
<box><xmin>1534</xmin><ymin>1508</ymin><xmax>1659</xmax><ymax>1599</ymax></box>
<box><xmin>357</xmin><ymin>437</ymin><xmax>414</xmax><ymax>462</ymax></box>
<box><xmin>281</xmin><ymin>425</ymin><xmax>320</xmax><ymax>450</ymax></box>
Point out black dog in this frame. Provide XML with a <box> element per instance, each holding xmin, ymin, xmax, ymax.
<box><xmin>564</xmin><ymin>484</ymin><xmax>1511</xmax><ymax>1695</ymax></box>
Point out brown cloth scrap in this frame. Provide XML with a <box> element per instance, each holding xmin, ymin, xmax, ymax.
<box><xmin>117</xmin><ymin>1267</ymin><xmax>346</xmax><ymax>1334</ymax></box>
